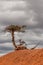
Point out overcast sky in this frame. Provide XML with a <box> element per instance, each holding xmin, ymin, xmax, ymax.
<box><xmin>0</xmin><ymin>0</ymin><xmax>43</xmax><ymax>56</ymax></box>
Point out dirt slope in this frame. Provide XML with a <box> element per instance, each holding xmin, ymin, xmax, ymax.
<box><xmin>0</xmin><ymin>49</ymin><xmax>43</xmax><ymax>65</ymax></box>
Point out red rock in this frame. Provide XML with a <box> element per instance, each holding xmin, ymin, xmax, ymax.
<box><xmin>0</xmin><ymin>49</ymin><xmax>43</xmax><ymax>65</ymax></box>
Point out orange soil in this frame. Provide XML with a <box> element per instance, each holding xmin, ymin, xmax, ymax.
<box><xmin>0</xmin><ymin>49</ymin><xmax>43</xmax><ymax>65</ymax></box>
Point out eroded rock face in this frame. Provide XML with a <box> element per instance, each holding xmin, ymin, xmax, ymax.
<box><xmin>0</xmin><ymin>49</ymin><xmax>43</xmax><ymax>65</ymax></box>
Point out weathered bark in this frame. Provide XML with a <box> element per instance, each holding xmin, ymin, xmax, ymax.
<box><xmin>31</xmin><ymin>42</ymin><xmax>39</xmax><ymax>50</ymax></box>
<box><xmin>11</xmin><ymin>31</ymin><xmax>17</xmax><ymax>48</ymax></box>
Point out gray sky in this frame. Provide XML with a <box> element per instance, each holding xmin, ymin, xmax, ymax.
<box><xmin>0</xmin><ymin>0</ymin><xmax>43</xmax><ymax>56</ymax></box>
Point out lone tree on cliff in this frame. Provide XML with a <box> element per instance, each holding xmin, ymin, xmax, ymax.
<box><xmin>5</xmin><ymin>25</ymin><xmax>26</xmax><ymax>49</ymax></box>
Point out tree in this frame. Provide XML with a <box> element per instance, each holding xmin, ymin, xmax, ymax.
<box><xmin>5</xmin><ymin>25</ymin><xmax>26</xmax><ymax>49</ymax></box>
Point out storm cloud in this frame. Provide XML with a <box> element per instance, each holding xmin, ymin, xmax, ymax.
<box><xmin>0</xmin><ymin>0</ymin><xmax>43</xmax><ymax>56</ymax></box>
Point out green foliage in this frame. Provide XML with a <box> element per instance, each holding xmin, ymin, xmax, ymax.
<box><xmin>5</xmin><ymin>25</ymin><xmax>26</xmax><ymax>32</ymax></box>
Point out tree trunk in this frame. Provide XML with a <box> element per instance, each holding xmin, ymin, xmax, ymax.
<box><xmin>11</xmin><ymin>31</ymin><xmax>17</xmax><ymax>48</ymax></box>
